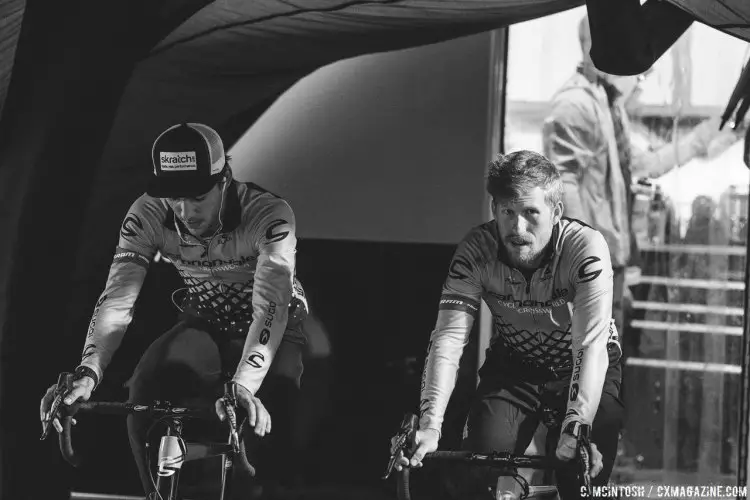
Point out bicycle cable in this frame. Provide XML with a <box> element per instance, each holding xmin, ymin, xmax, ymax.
<box><xmin>511</xmin><ymin>473</ymin><xmax>531</xmax><ymax>500</ymax></box>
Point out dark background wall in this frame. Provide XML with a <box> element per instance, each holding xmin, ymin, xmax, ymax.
<box><xmin>230</xmin><ymin>33</ymin><xmax>495</xmax><ymax>244</ymax></box>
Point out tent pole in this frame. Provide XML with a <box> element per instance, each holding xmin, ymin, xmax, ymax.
<box><xmin>478</xmin><ymin>27</ymin><xmax>509</xmax><ymax>379</ymax></box>
<box><xmin>737</xmin><ymin>126</ymin><xmax>750</xmax><ymax>499</ymax></box>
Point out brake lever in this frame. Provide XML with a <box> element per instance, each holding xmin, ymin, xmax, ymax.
<box><xmin>382</xmin><ymin>413</ymin><xmax>418</xmax><ymax>480</ymax></box>
<box><xmin>40</xmin><ymin>372</ymin><xmax>75</xmax><ymax>441</ymax></box>
<box><xmin>221</xmin><ymin>382</ymin><xmax>241</xmax><ymax>453</ymax></box>
<box><xmin>576</xmin><ymin>424</ymin><xmax>593</xmax><ymax>497</ymax></box>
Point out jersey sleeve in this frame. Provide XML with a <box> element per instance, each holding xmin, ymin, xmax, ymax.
<box><xmin>78</xmin><ymin>197</ymin><xmax>160</xmax><ymax>384</ymax></box>
<box><xmin>418</xmin><ymin>232</ymin><xmax>484</xmax><ymax>434</ymax></box>
<box><xmin>232</xmin><ymin>197</ymin><xmax>297</xmax><ymax>394</ymax></box>
<box><xmin>562</xmin><ymin>228</ymin><xmax>615</xmax><ymax>430</ymax></box>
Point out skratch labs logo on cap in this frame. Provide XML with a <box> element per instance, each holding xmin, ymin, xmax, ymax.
<box><xmin>160</xmin><ymin>151</ymin><xmax>198</xmax><ymax>171</ymax></box>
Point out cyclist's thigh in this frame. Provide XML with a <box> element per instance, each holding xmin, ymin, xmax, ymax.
<box><xmin>450</xmin><ymin>388</ymin><xmax>544</xmax><ymax>500</ymax></box>
<box><xmin>548</xmin><ymin>365</ymin><xmax>624</xmax><ymax>499</ymax></box>
<box><xmin>462</xmin><ymin>385</ymin><xmax>540</xmax><ymax>454</ymax></box>
<box><xmin>127</xmin><ymin>322</ymin><xmax>221</xmax><ymax>401</ymax></box>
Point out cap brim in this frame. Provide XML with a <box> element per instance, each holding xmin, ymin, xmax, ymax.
<box><xmin>146</xmin><ymin>174</ymin><xmax>220</xmax><ymax>199</ymax></box>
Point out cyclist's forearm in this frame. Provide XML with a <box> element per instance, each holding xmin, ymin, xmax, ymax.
<box><xmin>78</xmin><ymin>256</ymin><xmax>148</xmax><ymax>383</ymax></box>
<box><xmin>233</xmin><ymin>252</ymin><xmax>294</xmax><ymax>394</ymax></box>
<box><xmin>418</xmin><ymin>315</ymin><xmax>473</xmax><ymax>433</ymax></box>
<box><xmin>562</xmin><ymin>340</ymin><xmax>609</xmax><ymax>428</ymax></box>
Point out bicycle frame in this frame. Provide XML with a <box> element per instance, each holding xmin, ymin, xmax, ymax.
<box><xmin>150</xmin><ymin>414</ymin><xmax>238</xmax><ymax>500</ymax></box>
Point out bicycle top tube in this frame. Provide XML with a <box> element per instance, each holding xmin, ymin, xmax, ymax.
<box><xmin>423</xmin><ymin>450</ymin><xmax>557</xmax><ymax>470</ymax></box>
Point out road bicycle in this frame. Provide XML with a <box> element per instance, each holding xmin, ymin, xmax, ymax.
<box><xmin>43</xmin><ymin>372</ymin><xmax>255</xmax><ymax>500</ymax></box>
<box><xmin>384</xmin><ymin>414</ymin><xmax>595</xmax><ymax>500</ymax></box>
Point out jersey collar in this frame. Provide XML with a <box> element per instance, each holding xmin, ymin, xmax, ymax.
<box><xmin>163</xmin><ymin>180</ymin><xmax>242</xmax><ymax>234</ymax></box>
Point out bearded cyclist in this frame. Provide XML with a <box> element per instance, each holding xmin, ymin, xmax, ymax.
<box><xmin>40</xmin><ymin>123</ymin><xmax>307</xmax><ymax>498</ymax></box>
<box><xmin>397</xmin><ymin>151</ymin><xmax>624</xmax><ymax>500</ymax></box>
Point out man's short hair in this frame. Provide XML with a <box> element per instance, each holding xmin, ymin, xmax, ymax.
<box><xmin>486</xmin><ymin>150</ymin><xmax>563</xmax><ymax>207</ymax></box>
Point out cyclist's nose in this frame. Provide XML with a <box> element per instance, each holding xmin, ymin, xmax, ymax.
<box><xmin>511</xmin><ymin>214</ymin><xmax>527</xmax><ymax>234</ymax></box>
<box><xmin>173</xmin><ymin>201</ymin><xmax>187</xmax><ymax>220</ymax></box>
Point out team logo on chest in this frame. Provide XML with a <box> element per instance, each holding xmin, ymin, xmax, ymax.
<box><xmin>488</xmin><ymin>287</ymin><xmax>569</xmax><ymax>314</ymax></box>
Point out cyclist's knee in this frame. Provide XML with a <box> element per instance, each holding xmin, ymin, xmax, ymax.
<box><xmin>462</xmin><ymin>396</ymin><xmax>530</xmax><ymax>453</ymax></box>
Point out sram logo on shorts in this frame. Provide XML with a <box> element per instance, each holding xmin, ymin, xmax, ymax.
<box><xmin>160</xmin><ymin>151</ymin><xmax>198</xmax><ymax>171</ymax></box>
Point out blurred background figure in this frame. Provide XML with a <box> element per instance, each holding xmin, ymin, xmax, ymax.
<box><xmin>542</xmin><ymin>14</ymin><xmax>740</xmax><ymax>342</ymax></box>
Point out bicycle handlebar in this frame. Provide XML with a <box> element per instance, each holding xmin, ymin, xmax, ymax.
<box><xmin>386</xmin><ymin>413</ymin><xmax>593</xmax><ymax>499</ymax></box>
<box><xmin>56</xmin><ymin>400</ymin><xmax>255</xmax><ymax>475</ymax></box>
<box><xmin>395</xmin><ymin>451</ymin><xmax>557</xmax><ymax>500</ymax></box>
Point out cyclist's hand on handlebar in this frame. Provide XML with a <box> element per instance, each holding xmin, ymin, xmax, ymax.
<box><xmin>395</xmin><ymin>428</ymin><xmax>440</xmax><ymax>470</ymax></box>
<box><xmin>555</xmin><ymin>433</ymin><xmax>603</xmax><ymax>477</ymax></box>
<box><xmin>214</xmin><ymin>383</ymin><xmax>271</xmax><ymax>437</ymax></box>
<box><xmin>39</xmin><ymin>377</ymin><xmax>94</xmax><ymax>434</ymax></box>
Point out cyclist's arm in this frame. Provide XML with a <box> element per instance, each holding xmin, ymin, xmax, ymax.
<box><xmin>77</xmin><ymin>199</ymin><xmax>159</xmax><ymax>386</ymax></box>
<box><xmin>232</xmin><ymin>199</ymin><xmax>297</xmax><ymax>395</ymax></box>
<box><xmin>562</xmin><ymin>229</ymin><xmax>614</xmax><ymax>431</ymax></box>
<box><xmin>629</xmin><ymin>116</ymin><xmax>722</xmax><ymax>179</ymax></box>
<box><xmin>419</xmin><ymin>235</ymin><xmax>483</xmax><ymax>435</ymax></box>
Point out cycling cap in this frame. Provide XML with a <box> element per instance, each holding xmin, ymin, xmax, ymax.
<box><xmin>147</xmin><ymin>123</ymin><xmax>226</xmax><ymax>198</ymax></box>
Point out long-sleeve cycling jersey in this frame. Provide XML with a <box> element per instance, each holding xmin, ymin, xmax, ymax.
<box><xmin>419</xmin><ymin>217</ymin><xmax>618</xmax><ymax>435</ymax></box>
<box><xmin>79</xmin><ymin>180</ymin><xmax>297</xmax><ymax>395</ymax></box>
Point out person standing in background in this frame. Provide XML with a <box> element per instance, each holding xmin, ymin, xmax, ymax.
<box><xmin>542</xmin><ymin>14</ymin><xmax>739</xmax><ymax>338</ymax></box>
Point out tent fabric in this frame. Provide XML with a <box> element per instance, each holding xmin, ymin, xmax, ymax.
<box><xmin>586</xmin><ymin>0</ymin><xmax>749</xmax><ymax>76</ymax></box>
<box><xmin>0</xmin><ymin>0</ymin><xmax>748</xmax><ymax>496</ymax></box>
<box><xmin>72</xmin><ymin>0</ymin><xmax>584</xmax><ymax>274</ymax></box>
<box><xmin>0</xmin><ymin>0</ymin><xmax>25</xmax><ymax>120</ymax></box>
<box><xmin>668</xmin><ymin>0</ymin><xmax>750</xmax><ymax>43</ymax></box>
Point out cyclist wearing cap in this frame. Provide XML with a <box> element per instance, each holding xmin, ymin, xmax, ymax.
<box><xmin>396</xmin><ymin>151</ymin><xmax>624</xmax><ymax>500</ymax></box>
<box><xmin>40</xmin><ymin>123</ymin><xmax>307</xmax><ymax>497</ymax></box>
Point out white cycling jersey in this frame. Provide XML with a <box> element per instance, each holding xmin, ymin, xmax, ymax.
<box><xmin>419</xmin><ymin>218</ymin><xmax>619</xmax><ymax>434</ymax></box>
<box><xmin>79</xmin><ymin>180</ymin><xmax>299</xmax><ymax>394</ymax></box>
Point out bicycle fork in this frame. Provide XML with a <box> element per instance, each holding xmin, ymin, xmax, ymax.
<box><xmin>155</xmin><ymin>419</ymin><xmax>238</xmax><ymax>500</ymax></box>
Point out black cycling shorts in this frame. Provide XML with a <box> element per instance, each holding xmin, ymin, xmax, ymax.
<box><xmin>460</xmin><ymin>361</ymin><xmax>624</xmax><ymax>500</ymax></box>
